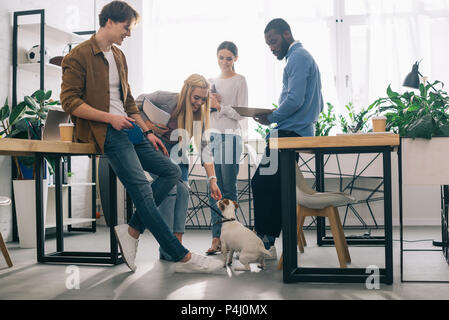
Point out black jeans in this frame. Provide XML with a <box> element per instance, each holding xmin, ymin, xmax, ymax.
<box><xmin>251</xmin><ymin>130</ymin><xmax>301</xmax><ymax>238</ymax></box>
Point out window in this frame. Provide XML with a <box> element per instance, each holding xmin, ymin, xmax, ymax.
<box><xmin>142</xmin><ymin>0</ymin><xmax>449</xmax><ymax>138</ymax></box>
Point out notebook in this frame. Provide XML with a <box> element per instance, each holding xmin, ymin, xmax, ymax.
<box><xmin>142</xmin><ymin>97</ymin><xmax>171</xmax><ymax>126</ymax></box>
<box><xmin>41</xmin><ymin>106</ymin><xmax>70</xmax><ymax>141</ymax></box>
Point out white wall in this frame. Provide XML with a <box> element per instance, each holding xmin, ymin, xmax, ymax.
<box><xmin>0</xmin><ymin>0</ymin><xmax>144</xmax><ymax>242</ymax></box>
<box><xmin>0</xmin><ymin>0</ymin><xmax>443</xmax><ymax>243</ymax></box>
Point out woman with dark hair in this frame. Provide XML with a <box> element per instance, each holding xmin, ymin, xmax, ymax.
<box><xmin>206</xmin><ymin>41</ymin><xmax>248</xmax><ymax>255</ymax></box>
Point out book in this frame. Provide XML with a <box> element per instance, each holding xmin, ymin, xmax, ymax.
<box><xmin>232</xmin><ymin>106</ymin><xmax>273</xmax><ymax>117</ymax></box>
<box><xmin>142</xmin><ymin>97</ymin><xmax>171</xmax><ymax>126</ymax></box>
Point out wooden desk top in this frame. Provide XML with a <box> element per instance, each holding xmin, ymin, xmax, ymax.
<box><xmin>0</xmin><ymin>138</ymin><xmax>98</xmax><ymax>156</ymax></box>
<box><xmin>269</xmin><ymin>133</ymin><xmax>400</xmax><ymax>150</ymax></box>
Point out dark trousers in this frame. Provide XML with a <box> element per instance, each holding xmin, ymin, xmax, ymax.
<box><xmin>251</xmin><ymin>130</ymin><xmax>301</xmax><ymax>237</ymax></box>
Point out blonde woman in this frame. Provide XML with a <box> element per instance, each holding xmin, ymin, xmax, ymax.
<box><xmin>136</xmin><ymin>74</ymin><xmax>222</xmax><ymax>261</ymax></box>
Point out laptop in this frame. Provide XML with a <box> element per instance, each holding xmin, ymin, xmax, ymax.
<box><xmin>41</xmin><ymin>106</ymin><xmax>70</xmax><ymax>141</ymax></box>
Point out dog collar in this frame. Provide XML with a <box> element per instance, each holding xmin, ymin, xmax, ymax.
<box><xmin>213</xmin><ymin>218</ymin><xmax>236</xmax><ymax>225</ymax></box>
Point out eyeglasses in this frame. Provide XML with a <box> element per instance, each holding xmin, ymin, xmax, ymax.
<box><xmin>193</xmin><ymin>95</ymin><xmax>208</xmax><ymax>103</ymax></box>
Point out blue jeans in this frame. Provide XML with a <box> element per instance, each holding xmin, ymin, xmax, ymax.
<box><xmin>103</xmin><ymin>126</ymin><xmax>189</xmax><ymax>262</ymax></box>
<box><xmin>209</xmin><ymin>133</ymin><xmax>243</xmax><ymax>238</ymax></box>
<box><xmin>153</xmin><ymin>141</ymin><xmax>190</xmax><ymax>261</ymax></box>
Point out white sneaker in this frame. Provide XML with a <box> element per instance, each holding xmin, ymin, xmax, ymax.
<box><xmin>175</xmin><ymin>253</ymin><xmax>223</xmax><ymax>274</ymax></box>
<box><xmin>114</xmin><ymin>224</ymin><xmax>138</xmax><ymax>272</ymax></box>
<box><xmin>265</xmin><ymin>246</ymin><xmax>277</xmax><ymax>260</ymax></box>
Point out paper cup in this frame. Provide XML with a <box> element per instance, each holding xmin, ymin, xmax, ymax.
<box><xmin>372</xmin><ymin>116</ymin><xmax>387</xmax><ymax>132</ymax></box>
<box><xmin>59</xmin><ymin>123</ymin><xmax>74</xmax><ymax>142</ymax></box>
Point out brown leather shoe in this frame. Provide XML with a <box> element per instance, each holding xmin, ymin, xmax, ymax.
<box><xmin>206</xmin><ymin>238</ymin><xmax>221</xmax><ymax>255</ymax></box>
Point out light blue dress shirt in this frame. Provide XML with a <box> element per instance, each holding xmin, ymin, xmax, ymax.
<box><xmin>267</xmin><ymin>42</ymin><xmax>324</xmax><ymax>137</ymax></box>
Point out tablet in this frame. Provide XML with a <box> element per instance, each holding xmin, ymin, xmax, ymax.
<box><xmin>232</xmin><ymin>106</ymin><xmax>273</xmax><ymax>117</ymax></box>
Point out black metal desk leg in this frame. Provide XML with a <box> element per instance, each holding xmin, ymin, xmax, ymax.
<box><xmin>398</xmin><ymin>140</ymin><xmax>404</xmax><ymax>282</ymax></box>
<box><xmin>35</xmin><ymin>153</ymin><xmax>45</xmax><ymax>262</ymax></box>
<box><xmin>280</xmin><ymin>150</ymin><xmax>298</xmax><ymax>283</ymax></box>
<box><xmin>383</xmin><ymin>149</ymin><xmax>394</xmax><ymax>284</ymax></box>
<box><xmin>315</xmin><ymin>153</ymin><xmax>326</xmax><ymax>246</ymax></box>
<box><xmin>108</xmin><ymin>164</ymin><xmax>119</xmax><ymax>264</ymax></box>
<box><xmin>91</xmin><ymin>156</ymin><xmax>97</xmax><ymax>231</ymax></box>
<box><xmin>54</xmin><ymin>156</ymin><xmax>64</xmax><ymax>252</ymax></box>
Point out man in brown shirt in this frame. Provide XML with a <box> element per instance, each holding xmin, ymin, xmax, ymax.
<box><xmin>60</xmin><ymin>1</ymin><xmax>223</xmax><ymax>274</ymax></box>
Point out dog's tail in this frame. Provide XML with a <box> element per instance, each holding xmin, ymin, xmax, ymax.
<box><xmin>261</xmin><ymin>247</ymin><xmax>271</xmax><ymax>257</ymax></box>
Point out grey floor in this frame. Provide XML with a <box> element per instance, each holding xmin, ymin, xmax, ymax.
<box><xmin>0</xmin><ymin>226</ymin><xmax>448</xmax><ymax>300</ymax></box>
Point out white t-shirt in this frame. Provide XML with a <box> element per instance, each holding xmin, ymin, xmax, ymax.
<box><xmin>209</xmin><ymin>74</ymin><xmax>248</xmax><ymax>139</ymax></box>
<box><xmin>103</xmin><ymin>51</ymin><xmax>127</xmax><ymax>117</ymax></box>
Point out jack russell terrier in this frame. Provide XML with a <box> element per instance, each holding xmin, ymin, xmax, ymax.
<box><xmin>217</xmin><ymin>199</ymin><xmax>271</xmax><ymax>271</ymax></box>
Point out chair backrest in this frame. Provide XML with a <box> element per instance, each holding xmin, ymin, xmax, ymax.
<box><xmin>0</xmin><ymin>196</ymin><xmax>11</xmax><ymax>206</ymax></box>
<box><xmin>296</xmin><ymin>164</ymin><xmax>316</xmax><ymax>196</ymax></box>
<box><xmin>295</xmin><ymin>164</ymin><xmax>356</xmax><ymax>209</ymax></box>
<box><xmin>244</xmin><ymin>143</ymin><xmax>260</xmax><ymax>167</ymax></box>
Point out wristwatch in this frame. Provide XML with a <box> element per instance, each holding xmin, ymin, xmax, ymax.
<box><xmin>143</xmin><ymin>129</ymin><xmax>153</xmax><ymax>136</ymax></box>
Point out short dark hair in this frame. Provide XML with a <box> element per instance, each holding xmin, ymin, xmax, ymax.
<box><xmin>264</xmin><ymin>18</ymin><xmax>291</xmax><ymax>35</ymax></box>
<box><xmin>99</xmin><ymin>1</ymin><xmax>140</xmax><ymax>27</ymax></box>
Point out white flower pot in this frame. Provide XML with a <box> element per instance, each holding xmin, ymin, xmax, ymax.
<box><xmin>13</xmin><ymin>179</ymin><xmax>48</xmax><ymax>248</ymax></box>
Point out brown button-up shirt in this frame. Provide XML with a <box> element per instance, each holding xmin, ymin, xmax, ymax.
<box><xmin>60</xmin><ymin>34</ymin><xmax>139</xmax><ymax>153</ymax></box>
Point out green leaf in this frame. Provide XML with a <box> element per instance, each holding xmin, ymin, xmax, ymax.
<box><xmin>387</xmin><ymin>85</ymin><xmax>399</xmax><ymax>99</ymax></box>
<box><xmin>406</xmin><ymin>114</ymin><xmax>434</xmax><ymax>139</ymax></box>
<box><xmin>437</xmin><ymin>122</ymin><xmax>449</xmax><ymax>137</ymax></box>
<box><xmin>1</xmin><ymin>98</ymin><xmax>10</xmax><ymax>121</ymax></box>
<box><xmin>24</xmin><ymin>96</ymin><xmax>38</xmax><ymax>111</ymax></box>
<box><xmin>34</xmin><ymin>90</ymin><xmax>46</xmax><ymax>103</ymax></box>
<box><xmin>44</xmin><ymin>90</ymin><xmax>52</xmax><ymax>101</ymax></box>
<box><xmin>9</xmin><ymin>101</ymin><xmax>27</xmax><ymax>126</ymax></box>
<box><xmin>419</xmin><ymin>83</ymin><xmax>427</xmax><ymax>98</ymax></box>
<box><xmin>47</xmin><ymin>100</ymin><xmax>60</xmax><ymax>105</ymax></box>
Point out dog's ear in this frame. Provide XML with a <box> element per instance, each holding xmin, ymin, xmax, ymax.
<box><xmin>222</xmin><ymin>199</ymin><xmax>230</xmax><ymax>206</ymax></box>
<box><xmin>232</xmin><ymin>200</ymin><xmax>239</xmax><ymax>209</ymax></box>
<box><xmin>218</xmin><ymin>202</ymin><xmax>225</xmax><ymax>211</ymax></box>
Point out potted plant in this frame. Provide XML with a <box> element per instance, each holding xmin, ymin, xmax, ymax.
<box><xmin>0</xmin><ymin>89</ymin><xmax>59</xmax><ymax>248</ymax></box>
<box><xmin>338</xmin><ymin>102</ymin><xmax>376</xmax><ymax>134</ymax></box>
<box><xmin>315</xmin><ymin>102</ymin><xmax>337</xmax><ymax>136</ymax></box>
<box><xmin>67</xmin><ymin>171</ymin><xmax>74</xmax><ymax>185</ymax></box>
<box><xmin>373</xmin><ymin>81</ymin><xmax>449</xmax><ymax>139</ymax></box>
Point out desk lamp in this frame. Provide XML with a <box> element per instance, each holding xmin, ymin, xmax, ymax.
<box><xmin>403</xmin><ymin>60</ymin><xmax>438</xmax><ymax>91</ymax></box>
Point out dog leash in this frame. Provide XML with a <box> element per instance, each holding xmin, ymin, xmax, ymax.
<box><xmin>213</xmin><ymin>218</ymin><xmax>236</xmax><ymax>225</ymax></box>
<box><xmin>208</xmin><ymin>202</ymin><xmax>237</xmax><ymax>225</ymax></box>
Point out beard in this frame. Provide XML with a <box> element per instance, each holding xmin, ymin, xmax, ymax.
<box><xmin>277</xmin><ymin>37</ymin><xmax>290</xmax><ymax>60</ymax></box>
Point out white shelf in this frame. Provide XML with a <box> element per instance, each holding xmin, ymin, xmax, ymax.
<box><xmin>18</xmin><ymin>62</ymin><xmax>61</xmax><ymax>77</ymax></box>
<box><xmin>19</xmin><ymin>23</ymin><xmax>86</xmax><ymax>44</ymax></box>
<box><xmin>48</xmin><ymin>182</ymin><xmax>96</xmax><ymax>188</ymax></box>
<box><xmin>47</xmin><ymin>105</ymin><xmax>64</xmax><ymax>112</ymax></box>
<box><xmin>45</xmin><ymin>218</ymin><xmax>95</xmax><ymax>229</ymax></box>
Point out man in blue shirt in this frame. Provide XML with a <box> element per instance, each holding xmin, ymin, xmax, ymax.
<box><xmin>252</xmin><ymin>18</ymin><xmax>324</xmax><ymax>258</ymax></box>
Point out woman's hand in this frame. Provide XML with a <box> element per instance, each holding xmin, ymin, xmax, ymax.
<box><xmin>209</xmin><ymin>179</ymin><xmax>222</xmax><ymax>201</ymax></box>
<box><xmin>211</xmin><ymin>93</ymin><xmax>222</xmax><ymax>104</ymax></box>
<box><xmin>146</xmin><ymin>132</ymin><xmax>169</xmax><ymax>156</ymax></box>
<box><xmin>210</xmin><ymin>94</ymin><xmax>221</xmax><ymax>111</ymax></box>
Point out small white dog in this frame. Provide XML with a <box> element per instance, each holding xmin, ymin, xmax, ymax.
<box><xmin>218</xmin><ymin>199</ymin><xmax>271</xmax><ymax>271</ymax></box>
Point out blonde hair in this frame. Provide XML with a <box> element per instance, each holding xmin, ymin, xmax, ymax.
<box><xmin>171</xmin><ymin>74</ymin><xmax>211</xmax><ymax>149</ymax></box>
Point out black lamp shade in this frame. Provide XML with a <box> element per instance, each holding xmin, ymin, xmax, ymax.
<box><xmin>403</xmin><ymin>62</ymin><xmax>420</xmax><ymax>89</ymax></box>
